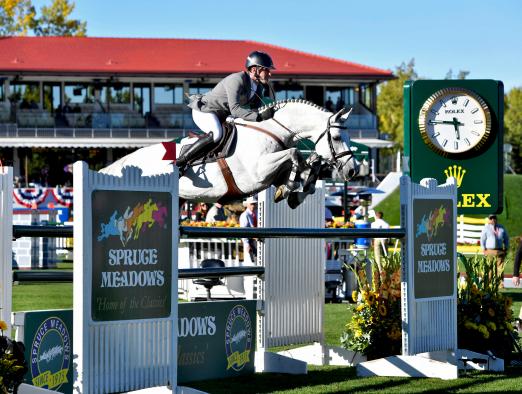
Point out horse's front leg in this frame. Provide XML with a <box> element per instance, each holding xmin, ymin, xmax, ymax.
<box><xmin>256</xmin><ymin>148</ymin><xmax>302</xmax><ymax>202</ymax></box>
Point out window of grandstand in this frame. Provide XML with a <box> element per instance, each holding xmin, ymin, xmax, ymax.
<box><xmin>10</xmin><ymin>82</ymin><xmax>40</xmax><ymax>109</ymax></box>
<box><xmin>189</xmin><ymin>84</ymin><xmax>213</xmax><ymax>96</ymax></box>
<box><xmin>273</xmin><ymin>83</ymin><xmax>304</xmax><ymax>101</ymax></box>
<box><xmin>64</xmin><ymin>84</ymin><xmax>94</xmax><ymax>104</ymax></box>
<box><xmin>108</xmin><ymin>83</ymin><xmax>131</xmax><ymax>104</ymax></box>
<box><xmin>133</xmin><ymin>85</ymin><xmax>150</xmax><ymax>115</ymax></box>
<box><xmin>324</xmin><ymin>87</ymin><xmax>356</xmax><ymax>112</ymax></box>
<box><xmin>360</xmin><ymin>84</ymin><xmax>374</xmax><ymax>110</ymax></box>
<box><xmin>154</xmin><ymin>84</ymin><xmax>184</xmax><ymax>104</ymax></box>
<box><xmin>43</xmin><ymin>83</ymin><xmax>61</xmax><ymax>113</ymax></box>
<box><xmin>0</xmin><ymin>83</ymin><xmax>4</xmax><ymax>101</ymax></box>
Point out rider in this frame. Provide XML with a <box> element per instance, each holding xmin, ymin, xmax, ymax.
<box><xmin>177</xmin><ymin>50</ymin><xmax>276</xmax><ymax>171</ymax></box>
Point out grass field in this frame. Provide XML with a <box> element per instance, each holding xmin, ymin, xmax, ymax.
<box><xmin>11</xmin><ymin>283</ymin><xmax>522</xmax><ymax>393</ymax></box>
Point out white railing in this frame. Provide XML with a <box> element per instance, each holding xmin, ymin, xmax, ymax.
<box><xmin>457</xmin><ymin>215</ymin><xmax>486</xmax><ymax>245</ymax></box>
<box><xmin>0</xmin><ymin>166</ymin><xmax>13</xmax><ymax>335</ymax></box>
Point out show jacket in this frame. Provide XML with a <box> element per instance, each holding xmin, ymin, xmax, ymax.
<box><xmin>187</xmin><ymin>71</ymin><xmax>273</xmax><ymax>121</ymax></box>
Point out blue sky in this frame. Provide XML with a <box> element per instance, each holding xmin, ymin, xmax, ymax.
<box><xmin>34</xmin><ymin>0</ymin><xmax>521</xmax><ymax>91</ymax></box>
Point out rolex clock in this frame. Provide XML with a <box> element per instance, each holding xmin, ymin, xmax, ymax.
<box><xmin>404</xmin><ymin>80</ymin><xmax>503</xmax><ymax>214</ymax></box>
<box><xmin>418</xmin><ymin>88</ymin><xmax>492</xmax><ymax>158</ymax></box>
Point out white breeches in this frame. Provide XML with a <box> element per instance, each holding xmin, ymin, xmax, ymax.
<box><xmin>192</xmin><ymin>109</ymin><xmax>223</xmax><ymax>142</ymax></box>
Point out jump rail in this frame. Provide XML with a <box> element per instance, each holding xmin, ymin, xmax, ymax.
<box><xmin>180</xmin><ymin>226</ymin><xmax>407</xmax><ymax>239</ymax></box>
<box><xmin>13</xmin><ymin>266</ymin><xmax>265</xmax><ymax>283</ymax></box>
<box><xmin>13</xmin><ymin>224</ymin><xmax>407</xmax><ymax>240</ymax></box>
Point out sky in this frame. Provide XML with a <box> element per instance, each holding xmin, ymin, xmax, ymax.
<box><xmin>33</xmin><ymin>0</ymin><xmax>522</xmax><ymax>91</ymax></box>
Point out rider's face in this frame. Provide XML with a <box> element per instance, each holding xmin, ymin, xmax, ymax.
<box><xmin>250</xmin><ymin>66</ymin><xmax>271</xmax><ymax>83</ymax></box>
<box><xmin>258</xmin><ymin>67</ymin><xmax>271</xmax><ymax>82</ymax></box>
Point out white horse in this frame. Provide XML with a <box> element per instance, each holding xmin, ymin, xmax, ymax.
<box><xmin>101</xmin><ymin>99</ymin><xmax>359</xmax><ymax>208</ymax></box>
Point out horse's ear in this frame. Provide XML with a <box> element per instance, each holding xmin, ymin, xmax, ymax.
<box><xmin>340</xmin><ymin>107</ymin><xmax>353</xmax><ymax>122</ymax></box>
<box><xmin>330</xmin><ymin>108</ymin><xmax>346</xmax><ymax>123</ymax></box>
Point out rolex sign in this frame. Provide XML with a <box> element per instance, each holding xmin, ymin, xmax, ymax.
<box><xmin>404</xmin><ymin>80</ymin><xmax>504</xmax><ymax>214</ymax></box>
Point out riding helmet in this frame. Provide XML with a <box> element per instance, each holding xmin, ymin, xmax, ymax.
<box><xmin>245</xmin><ymin>51</ymin><xmax>276</xmax><ymax>70</ymax></box>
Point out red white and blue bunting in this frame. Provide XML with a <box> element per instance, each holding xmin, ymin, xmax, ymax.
<box><xmin>12</xmin><ymin>187</ymin><xmax>74</xmax><ymax>209</ymax></box>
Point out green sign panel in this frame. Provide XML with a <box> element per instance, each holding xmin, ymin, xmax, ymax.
<box><xmin>178</xmin><ymin>300</ymin><xmax>256</xmax><ymax>383</ymax></box>
<box><xmin>404</xmin><ymin>79</ymin><xmax>504</xmax><ymax>214</ymax></box>
<box><xmin>413</xmin><ymin>199</ymin><xmax>455</xmax><ymax>299</ymax></box>
<box><xmin>91</xmin><ymin>190</ymin><xmax>172</xmax><ymax>321</ymax></box>
<box><xmin>23</xmin><ymin>310</ymin><xmax>73</xmax><ymax>393</ymax></box>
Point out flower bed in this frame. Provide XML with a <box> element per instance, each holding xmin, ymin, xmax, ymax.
<box><xmin>342</xmin><ymin>253</ymin><xmax>519</xmax><ymax>360</ymax></box>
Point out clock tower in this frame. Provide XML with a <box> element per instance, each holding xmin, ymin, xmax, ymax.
<box><xmin>404</xmin><ymin>80</ymin><xmax>504</xmax><ymax>214</ymax></box>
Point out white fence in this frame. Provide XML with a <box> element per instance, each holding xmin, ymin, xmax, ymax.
<box><xmin>0</xmin><ymin>166</ymin><xmax>13</xmax><ymax>334</ymax></box>
<box><xmin>258</xmin><ymin>184</ymin><xmax>326</xmax><ymax>348</ymax></box>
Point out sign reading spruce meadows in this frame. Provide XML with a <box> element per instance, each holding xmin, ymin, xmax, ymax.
<box><xmin>23</xmin><ymin>310</ymin><xmax>73</xmax><ymax>393</ymax></box>
<box><xmin>413</xmin><ymin>198</ymin><xmax>455</xmax><ymax>299</ymax></box>
<box><xmin>91</xmin><ymin>190</ymin><xmax>172</xmax><ymax>321</ymax></box>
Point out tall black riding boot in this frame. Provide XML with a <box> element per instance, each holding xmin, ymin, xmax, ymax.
<box><xmin>176</xmin><ymin>132</ymin><xmax>214</xmax><ymax>171</ymax></box>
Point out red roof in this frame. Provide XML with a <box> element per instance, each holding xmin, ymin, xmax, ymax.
<box><xmin>0</xmin><ymin>36</ymin><xmax>394</xmax><ymax>79</ymax></box>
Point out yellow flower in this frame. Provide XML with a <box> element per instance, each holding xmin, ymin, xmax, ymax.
<box><xmin>352</xmin><ymin>291</ymin><xmax>358</xmax><ymax>303</ymax></box>
<box><xmin>356</xmin><ymin>304</ymin><xmax>365</xmax><ymax>312</ymax></box>
<box><xmin>0</xmin><ymin>320</ymin><xmax>7</xmax><ymax>331</ymax></box>
<box><xmin>378</xmin><ymin>304</ymin><xmax>387</xmax><ymax>317</ymax></box>
<box><xmin>488</xmin><ymin>307</ymin><xmax>496</xmax><ymax>317</ymax></box>
<box><xmin>367</xmin><ymin>293</ymin><xmax>376</xmax><ymax>306</ymax></box>
<box><xmin>487</xmin><ymin>321</ymin><xmax>497</xmax><ymax>331</ymax></box>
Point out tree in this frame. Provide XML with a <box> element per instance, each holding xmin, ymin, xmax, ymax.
<box><xmin>504</xmin><ymin>87</ymin><xmax>522</xmax><ymax>173</ymax></box>
<box><xmin>0</xmin><ymin>0</ymin><xmax>86</xmax><ymax>36</ymax></box>
<box><xmin>376</xmin><ymin>59</ymin><xmax>418</xmax><ymax>149</ymax></box>
<box><xmin>34</xmin><ymin>0</ymin><xmax>86</xmax><ymax>36</ymax></box>
<box><xmin>445</xmin><ymin>69</ymin><xmax>470</xmax><ymax>80</ymax></box>
<box><xmin>0</xmin><ymin>0</ymin><xmax>36</xmax><ymax>36</ymax></box>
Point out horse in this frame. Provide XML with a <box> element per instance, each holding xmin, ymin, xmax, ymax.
<box><xmin>101</xmin><ymin>99</ymin><xmax>360</xmax><ymax>208</ymax></box>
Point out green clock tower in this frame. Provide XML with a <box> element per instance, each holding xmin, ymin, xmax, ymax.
<box><xmin>404</xmin><ymin>79</ymin><xmax>504</xmax><ymax>214</ymax></box>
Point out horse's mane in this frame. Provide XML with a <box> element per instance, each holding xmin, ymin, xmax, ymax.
<box><xmin>258</xmin><ymin>99</ymin><xmax>329</xmax><ymax>113</ymax></box>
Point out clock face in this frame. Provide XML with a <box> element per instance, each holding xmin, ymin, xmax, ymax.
<box><xmin>418</xmin><ymin>88</ymin><xmax>492</xmax><ymax>157</ymax></box>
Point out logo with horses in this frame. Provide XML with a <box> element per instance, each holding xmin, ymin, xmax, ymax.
<box><xmin>97</xmin><ymin>197</ymin><xmax>169</xmax><ymax>246</ymax></box>
<box><xmin>30</xmin><ymin>317</ymin><xmax>71</xmax><ymax>391</ymax></box>
<box><xmin>225</xmin><ymin>305</ymin><xmax>253</xmax><ymax>371</ymax></box>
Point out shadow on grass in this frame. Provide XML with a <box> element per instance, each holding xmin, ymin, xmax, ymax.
<box><xmin>187</xmin><ymin>366</ymin><xmax>522</xmax><ymax>394</ymax></box>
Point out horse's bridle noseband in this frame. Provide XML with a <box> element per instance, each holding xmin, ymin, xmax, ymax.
<box><xmin>313</xmin><ymin>113</ymin><xmax>355</xmax><ymax>173</ymax></box>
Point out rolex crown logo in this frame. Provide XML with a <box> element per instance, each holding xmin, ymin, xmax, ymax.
<box><xmin>444</xmin><ymin>165</ymin><xmax>466</xmax><ymax>188</ymax></box>
<box><xmin>451</xmin><ymin>96</ymin><xmax>458</xmax><ymax>105</ymax></box>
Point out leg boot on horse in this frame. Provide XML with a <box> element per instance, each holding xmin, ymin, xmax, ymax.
<box><xmin>274</xmin><ymin>161</ymin><xmax>301</xmax><ymax>203</ymax></box>
<box><xmin>176</xmin><ymin>132</ymin><xmax>214</xmax><ymax>174</ymax></box>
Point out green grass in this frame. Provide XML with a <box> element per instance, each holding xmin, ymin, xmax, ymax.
<box><xmin>12</xmin><ymin>282</ymin><xmax>73</xmax><ymax>312</ymax></box>
<box><xmin>189</xmin><ymin>367</ymin><xmax>522</xmax><ymax>393</ymax></box>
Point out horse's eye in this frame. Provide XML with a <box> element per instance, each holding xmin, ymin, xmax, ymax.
<box><xmin>332</xmin><ymin>134</ymin><xmax>342</xmax><ymax>142</ymax></box>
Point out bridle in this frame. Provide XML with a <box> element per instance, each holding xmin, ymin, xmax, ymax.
<box><xmin>312</xmin><ymin>113</ymin><xmax>355</xmax><ymax>173</ymax></box>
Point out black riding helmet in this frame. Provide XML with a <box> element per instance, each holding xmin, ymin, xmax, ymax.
<box><xmin>245</xmin><ymin>51</ymin><xmax>276</xmax><ymax>70</ymax></box>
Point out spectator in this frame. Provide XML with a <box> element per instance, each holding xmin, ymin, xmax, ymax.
<box><xmin>325</xmin><ymin>206</ymin><xmax>334</xmax><ymax>228</ymax></box>
<box><xmin>371</xmin><ymin>211</ymin><xmax>389</xmax><ymax>269</ymax></box>
<box><xmin>513</xmin><ymin>237</ymin><xmax>522</xmax><ymax>287</ymax></box>
<box><xmin>240</xmin><ymin>196</ymin><xmax>258</xmax><ymax>263</ymax></box>
<box><xmin>480</xmin><ymin>214</ymin><xmax>509</xmax><ymax>284</ymax></box>
<box><xmin>206</xmin><ymin>202</ymin><xmax>227</xmax><ymax>223</ymax></box>
<box><xmin>194</xmin><ymin>202</ymin><xmax>209</xmax><ymax>222</ymax></box>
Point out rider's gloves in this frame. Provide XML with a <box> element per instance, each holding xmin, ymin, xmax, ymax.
<box><xmin>257</xmin><ymin>107</ymin><xmax>275</xmax><ymax>121</ymax></box>
<box><xmin>226</xmin><ymin>116</ymin><xmax>236</xmax><ymax>123</ymax></box>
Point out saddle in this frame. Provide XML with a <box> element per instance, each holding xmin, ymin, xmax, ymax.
<box><xmin>183</xmin><ymin>121</ymin><xmax>237</xmax><ymax>166</ymax></box>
